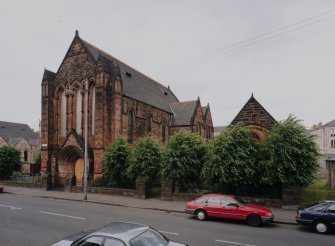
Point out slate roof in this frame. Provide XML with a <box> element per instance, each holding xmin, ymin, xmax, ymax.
<box><xmin>170</xmin><ymin>100</ymin><xmax>197</xmax><ymax>126</ymax></box>
<box><xmin>80</xmin><ymin>38</ymin><xmax>179</xmax><ymax>113</ymax></box>
<box><xmin>42</xmin><ymin>69</ymin><xmax>56</xmax><ymax>82</ymax></box>
<box><xmin>0</xmin><ymin>121</ymin><xmax>39</xmax><ymax>144</ymax></box>
<box><xmin>324</xmin><ymin>119</ymin><xmax>335</xmax><ymax>127</ymax></box>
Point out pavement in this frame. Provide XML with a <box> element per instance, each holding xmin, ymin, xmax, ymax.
<box><xmin>0</xmin><ymin>185</ymin><xmax>297</xmax><ymax>225</ymax></box>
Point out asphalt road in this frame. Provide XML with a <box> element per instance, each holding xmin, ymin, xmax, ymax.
<box><xmin>0</xmin><ymin>193</ymin><xmax>334</xmax><ymax>246</ymax></box>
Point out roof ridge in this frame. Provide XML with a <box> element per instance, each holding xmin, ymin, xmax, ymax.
<box><xmin>170</xmin><ymin>99</ymin><xmax>197</xmax><ymax>105</ymax></box>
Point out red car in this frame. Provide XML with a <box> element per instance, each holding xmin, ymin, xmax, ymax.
<box><xmin>0</xmin><ymin>186</ymin><xmax>3</xmax><ymax>193</ymax></box>
<box><xmin>185</xmin><ymin>194</ymin><xmax>274</xmax><ymax>227</ymax></box>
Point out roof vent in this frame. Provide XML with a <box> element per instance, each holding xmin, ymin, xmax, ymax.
<box><xmin>164</xmin><ymin>91</ymin><xmax>168</xmax><ymax>96</ymax></box>
<box><xmin>125</xmin><ymin>71</ymin><xmax>132</xmax><ymax>77</ymax></box>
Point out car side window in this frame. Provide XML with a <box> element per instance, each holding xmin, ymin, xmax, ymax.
<box><xmin>130</xmin><ymin>228</ymin><xmax>168</xmax><ymax>246</ymax></box>
<box><xmin>104</xmin><ymin>237</ymin><xmax>126</xmax><ymax>246</ymax></box>
<box><xmin>195</xmin><ymin>196</ymin><xmax>209</xmax><ymax>203</ymax></box>
<box><xmin>76</xmin><ymin>236</ymin><xmax>104</xmax><ymax>246</ymax></box>
<box><xmin>309</xmin><ymin>203</ymin><xmax>328</xmax><ymax>211</ymax></box>
<box><xmin>221</xmin><ymin>196</ymin><xmax>235</xmax><ymax>206</ymax></box>
<box><xmin>207</xmin><ymin>196</ymin><xmax>221</xmax><ymax>205</ymax></box>
<box><xmin>327</xmin><ymin>203</ymin><xmax>335</xmax><ymax>213</ymax></box>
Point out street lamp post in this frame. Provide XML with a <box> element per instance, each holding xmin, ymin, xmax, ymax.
<box><xmin>83</xmin><ymin>78</ymin><xmax>88</xmax><ymax>200</ymax></box>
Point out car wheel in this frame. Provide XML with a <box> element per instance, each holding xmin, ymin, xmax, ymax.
<box><xmin>314</xmin><ymin>220</ymin><xmax>329</xmax><ymax>234</ymax></box>
<box><xmin>196</xmin><ymin>210</ymin><xmax>207</xmax><ymax>221</ymax></box>
<box><xmin>247</xmin><ymin>214</ymin><xmax>262</xmax><ymax>227</ymax></box>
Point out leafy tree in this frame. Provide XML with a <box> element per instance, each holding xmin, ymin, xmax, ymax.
<box><xmin>102</xmin><ymin>137</ymin><xmax>131</xmax><ymax>187</ymax></box>
<box><xmin>202</xmin><ymin>124</ymin><xmax>261</xmax><ymax>191</ymax></box>
<box><xmin>262</xmin><ymin>115</ymin><xmax>320</xmax><ymax>186</ymax></box>
<box><xmin>161</xmin><ymin>131</ymin><xmax>207</xmax><ymax>192</ymax></box>
<box><xmin>127</xmin><ymin>136</ymin><xmax>161</xmax><ymax>181</ymax></box>
<box><xmin>34</xmin><ymin>152</ymin><xmax>41</xmax><ymax>167</ymax></box>
<box><xmin>0</xmin><ymin>145</ymin><xmax>21</xmax><ymax>179</ymax></box>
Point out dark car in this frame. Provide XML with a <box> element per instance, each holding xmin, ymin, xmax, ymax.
<box><xmin>51</xmin><ymin>221</ymin><xmax>187</xmax><ymax>246</ymax></box>
<box><xmin>296</xmin><ymin>200</ymin><xmax>335</xmax><ymax>234</ymax></box>
<box><xmin>185</xmin><ymin>194</ymin><xmax>274</xmax><ymax>227</ymax></box>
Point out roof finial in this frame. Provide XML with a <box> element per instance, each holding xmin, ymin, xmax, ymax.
<box><xmin>251</xmin><ymin>92</ymin><xmax>254</xmax><ymax>98</ymax></box>
<box><xmin>75</xmin><ymin>30</ymin><xmax>79</xmax><ymax>37</ymax></box>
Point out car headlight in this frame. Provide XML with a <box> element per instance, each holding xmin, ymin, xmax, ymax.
<box><xmin>266</xmin><ymin>212</ymin><xmax>272</xmax><ymax>217</ymax></box>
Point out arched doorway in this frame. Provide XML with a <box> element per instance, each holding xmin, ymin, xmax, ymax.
<box><xmin>74</xmin><ymin>158</ymin><xmax>84</xmax><ymax>187</ymax></box>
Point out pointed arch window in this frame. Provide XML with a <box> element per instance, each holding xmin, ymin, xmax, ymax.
<box><xmin>76</xmin><ymin>90</ymin><xmax>82</xmax><ymax>135</ymax></box>
<box><xmin>24</xmin><ymin>150</ymin><xmax>28</xmax><ymax>162</ymax></box>
<box><xmin>60</xmin><ymin>90</ymin><xmax>67</xmax><ymax>137</ymax></box>
<box><xmin>146</xmin><ymin>115</ymin><xmax>152</xmax><ymax>134</ymax></box>
<box><xmin>128</xmin><ymin>110</ymin><xmax>134</xmax><ymax>144</ymax></box>
<box><xmin>162</xmin><ymin>121</ymin><xmax>166</xmax><ymax>143</ymax></box>
<box><xmin>91</xmin><ymin>86</ymin><xmax>96</xmax><ymax>135</ymax></box>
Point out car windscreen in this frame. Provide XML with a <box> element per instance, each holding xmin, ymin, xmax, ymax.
<box><xmin>234</xmin><ymin>196</ymin><xmax>248</xmax><ymax>205</ymax></box>
<box><xmin>129</xmin><ymin>228</ymin><xmax>168</xmax><ymax>246</ymax></box>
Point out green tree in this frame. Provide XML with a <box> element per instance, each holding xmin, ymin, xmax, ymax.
<box><xmin>202</xmin><ymin>124</ymin><xmax>261</xmax><ymax>191</ymax></box>
<box><xmin>161</xmin><ymin>131</ymin><xmax>207</xmax><ymax>192</ymax></box>
<box><xmin>127</xmin><ymin>136</ymin><xmax>161</xmax><ymax>181</ymax></box>
<box><xmin>34</xmin><ymin>152</ymin><xmax>41</xmax><ymax>166</ymax></box>
<box><xmin>102</xmin><ymin>137</ymin><xmax>131</xmax><ymax>187</ymax></box>
<box><xmin>0</xmin><ymin>145</ymin><xmax>21</xmax><ymax>179</ymax></box>
<box><xmin>262</xmin><ymin>115</ymin><xmax>320</xmax><ymax>186</ymax></box>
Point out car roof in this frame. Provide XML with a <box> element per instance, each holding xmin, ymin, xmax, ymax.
<box><xmin>201</xmin><ymin>194</ymin><xmax>235</xmax><ymax>198</ymax></box>
<box><xmin>90</xmin><ymin>222</ymin><xmax>149</xmax><ymax>242</ymax></box>
<box><xmin>322</xmin><ymin>200</ymin><xmax>335</xmax><ymax>203</ymax></box>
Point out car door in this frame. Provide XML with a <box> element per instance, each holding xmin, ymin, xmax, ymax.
<box><xmin>204</xmin><ymin>196</ymin><xmax>222</xmax><ymax>218</ymax></box>
<box><xmin>221</xmin><ymin>196</ymin><xmax>245</xmax><ymax>221</ymax></box>
<box><xmin>326</xmin><ymin>203</ymin><xmax>335</xmax><ymax>227</ymax></box>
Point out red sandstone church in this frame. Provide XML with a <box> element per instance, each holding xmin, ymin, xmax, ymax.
<box><xmin>40</xmin><ymin>31</ymin><xmax>213</xmax><ymax>187</ymax></box>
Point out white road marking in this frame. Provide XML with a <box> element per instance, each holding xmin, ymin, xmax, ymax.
<box><xmin>0</xmin><ymin>204</ymin><xmax>22</xmax><ymax>210</ymax></box>
<box><xmin>215</xmin><ymin>239</ymin><xmax>256</xmax><ymax>246</ymax></box>
<box><xmin>39</xmin><ymin>211</ymin><xmax>86</xmax><ymax>220</ymax></box>
<box><xmin>159</xmin><ymin>230</ymin><xmax>179</xmax><ymax>236</ymax></box>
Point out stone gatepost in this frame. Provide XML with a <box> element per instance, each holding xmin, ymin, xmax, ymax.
<box><xmin>326</xmin><ymin>160</ymin><xmax>335</xmax><ymax>190</ymax></box>
<box><xmin>44</xmin><ymin>173</ymin><xmax>53</xmax><ymax>190</ymax></box>
<box><xmin>161</xmin><ymin>178</ymin><xmax>174</xmax><ymax>201</ymax></box>
<box><xmin>135</xmin><ymin>176</ymin><xmax>148</xmax><ymax>199</ymax></box>
<box><xmin>64</xmin><ymin>173</ymin><xmax>76</xmax><ymax>192</ymax></box>
<box><xmin>282</xmin><ymin>184</ymin><xmax>301</xmax><ymax>209</ymax></box>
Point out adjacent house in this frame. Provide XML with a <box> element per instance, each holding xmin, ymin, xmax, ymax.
<box><xmin>309</xmin><ymin>119</ymin><xmax>335</xmax><ymax>183</ymax></box>
<box><xmin>40</xmin><ymin>31</ymin><xmax>214</xmax><ymax>187</ymax></box>
<box><xmin>0</xmin><ymin>121</ymin><xmax>40</xmax><ymax>174</ymax></box>
<box><xmin>215</xmin><ymin>94</ymin><xmax>277</xmax><ymax>140</ymax></box>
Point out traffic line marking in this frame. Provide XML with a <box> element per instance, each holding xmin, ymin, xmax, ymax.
<box><xmin>39</xmin><ymin>211</ymin><xmax>86</xmax><ymax>220</ymax></box>
<box><xmin>159</xmin><ymin>230</ymin><xmax>179</xmax><ymax>236</ymax></box>
<box><xmin>0</xmin><ymin>204</ymin><xmax>22</xmax><ymax>210</ymax></box>
<box><xmin>215</xmin><ymin>239</ymin><xmax>256</xmax><ymax>246</ymax></box>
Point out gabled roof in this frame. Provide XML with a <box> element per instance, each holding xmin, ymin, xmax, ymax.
<box><xmin>42</xmin><ymin>68</ymin><xmax>56</xmax><ymax>83</ymax></box>
<box><xmin>0</xmin><ymin>121</ymin><xmax>39</xmax><ymax>144</ymax></box>
<box><xmin>79</xmin><ymin>37</ymin><xmax>179</xmax><ymax>113</ymax></box>
<box><xmin>324</xmin><ymin>119</ymin><xmax>335</xmax><ymax>127</ymax></box>
<box><xmin>230</xmin><ymin>94</ymin><xmax>277</xmax><ymax>130</ymax></box>
<box><xmin>170</xmin><ymin>100</ymin><xmax>197</xmax><ymax>126</ymax></box>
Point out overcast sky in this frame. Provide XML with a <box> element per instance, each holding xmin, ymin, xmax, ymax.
<box><xmin>1</xmin><ymin>0</ymin><xmax>335</xmax><ymax>130</ymax></box>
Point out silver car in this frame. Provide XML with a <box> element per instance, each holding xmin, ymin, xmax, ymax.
<box><xmin>52</xmin><ymin>221</ymin><xmax>187</xmax><ymax>246</ymax></box>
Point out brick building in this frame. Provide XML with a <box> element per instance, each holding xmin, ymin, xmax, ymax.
<box><xmin>41</xmin><ymin>31</ymin><xmax>213</xmax><ymax>187</ymax></box>
<box><xmin>230</xmin><ymin>94</ymin><xmax>277</xmax><ymax>140</ymax></box>
<box><xmin>0</xmin><ymin>121</ymin><xmax>40</xmax><ymax>174</ymax></box>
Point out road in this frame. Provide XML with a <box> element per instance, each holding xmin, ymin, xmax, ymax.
<box><xmin>0</xmin><ymin>193</ymin><xmax>334</xmax><ymax>246</ymax></box>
